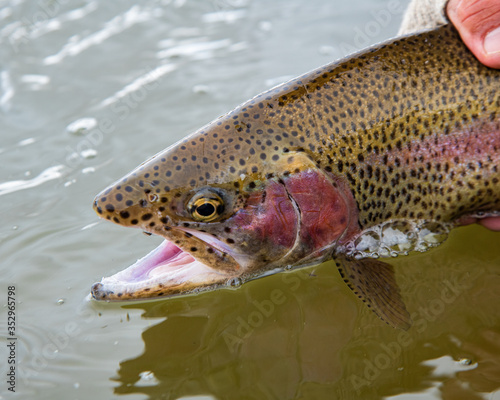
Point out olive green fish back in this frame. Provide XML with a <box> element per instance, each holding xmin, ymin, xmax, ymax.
<box><xmin>96</xmin><ymin>24</ymin><xmax>500</xmax><ymax>231</ymax></box>
<box><xmin>265</xmin><ymin>24</ymin><xmax>500</xmax><ymax>228</ymax></box>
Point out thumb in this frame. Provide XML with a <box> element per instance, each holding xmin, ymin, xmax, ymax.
<box><xmin>447</xmin><ymin>0</ymin><xmax>500</xmax><ymax>68</ymax></box>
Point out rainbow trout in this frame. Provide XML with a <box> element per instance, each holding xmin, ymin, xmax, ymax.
<box><xmin>92</xmin><ymin>25</ymin><xmax>500</xmax><ymax>329</ymax></box>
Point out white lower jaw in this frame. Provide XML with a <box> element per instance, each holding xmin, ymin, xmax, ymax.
<box><xmin>92</xmin><ymin>238</ymin><xmax>234</xmax><ymax>300</ymax></box>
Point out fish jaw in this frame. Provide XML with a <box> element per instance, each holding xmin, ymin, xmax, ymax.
<box><xmin>91</xmin><ymin>238</ymin><xmax>240</xmax><ymax>301</ymax></box>
<box><xmin>90</xmin><ymin>177</ymin><xmax>301</xmax><ymax>301</ymax></box>
<box><xmin>91</xmin><ymin>150</ymin><xmax>361</xmax><ymax>300</ymax></box>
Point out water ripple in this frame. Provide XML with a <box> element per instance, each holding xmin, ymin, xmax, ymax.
<box><xmin>98</xmin><ymin>63</ymin><xmax>177</xmax><ymax>108</ymax></box>
<box><xmin>0</xmin><ymin>70</ymin><xmax>14</xmax><ymax>112</ymax></box>
<box><xmin>157</xmin><ymin>38</ymin><xmax>232</xmax><ymax>59</ymax></box>
<box><xmin>43</xmin><ymin>5</ymin><xmax>151</xmax><ymax>65</ymax></box>
<box><xmin>202</xmin><ymin>9</ymin><xmax>247</xmax><ymax>24</ymax></box>
<box><xmin>1</xmin><ymin>2</ymin><xmax>98</xmax><ymax>47</ymax></box>
<box><xmin>0</xmin><ymin>165</ymin><xmax>67</xmax><ymax>197</ymax></box>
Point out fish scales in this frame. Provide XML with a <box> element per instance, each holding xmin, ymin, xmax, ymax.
<box><xmin>92</xmin><ymin>25</ymin><xmax>500</xmax><ymax>328</ymax></box>
<box><xmin>97</xmin><ymin>25</ymin><xmax>499</xmax><ymax>229</ymax></box>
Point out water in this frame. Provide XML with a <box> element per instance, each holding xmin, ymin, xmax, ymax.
<box><xmin>1</xmin><ymin>0</ymin><xmax>499</xmax><ymax>399</ymax></box>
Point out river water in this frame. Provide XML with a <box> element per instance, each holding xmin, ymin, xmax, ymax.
<box><xmin>1</xmin><ymin>0</ymin><xmax>499</xmax><ymax>399</ymax></box>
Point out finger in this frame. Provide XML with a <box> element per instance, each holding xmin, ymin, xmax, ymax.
<box><xmin>447</xmin><ymin>0</ymin><xmax>500</xmax><ymax>68</ymax></box>
<box><xmin>478</xmin><ymin>217</ymin><xmax>500</xmax><ymax>231</ymax></box>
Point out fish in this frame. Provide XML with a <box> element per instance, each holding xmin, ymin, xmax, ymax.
<box><xmin>91</xmin><ymin>24</ymin><xmax>500</xmax><ymax>330</ymax></box>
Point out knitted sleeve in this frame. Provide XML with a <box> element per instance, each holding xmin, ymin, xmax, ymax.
<box><xmin>398</xmin><ymin>0</ymin><xmax>449</xmax><ymax>35</ymax></box>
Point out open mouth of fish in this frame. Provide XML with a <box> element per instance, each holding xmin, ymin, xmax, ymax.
<box><xmin>91</xmin><ymin>230</ymin><xmax>244</xmax><ymax>301</ymax></box>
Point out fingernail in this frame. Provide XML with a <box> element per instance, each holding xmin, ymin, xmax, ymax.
<box><xmin>484</xmin><ymin>26</ymin><xmax>500</xmax><ymax>54</ymax></box>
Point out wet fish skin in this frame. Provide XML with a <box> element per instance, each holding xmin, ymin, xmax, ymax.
<box><xmin>92</xmin><ymin>25</ymin><xmax>500</xmax><ymax>328</ymax></box>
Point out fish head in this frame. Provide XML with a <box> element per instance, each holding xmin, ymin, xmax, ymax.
<box><xmin>92</xmin><ymin>92</ymin><xmax>359</xmax><ymax>300</ymax></box>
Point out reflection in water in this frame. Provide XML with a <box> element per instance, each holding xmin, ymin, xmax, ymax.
<box><xmin>114</xmin><ymin>226</ymin><xmax>500</xmax><ymax>400</ymax></box>
<box><xmin>117</xmin><ymin>263</ymin><xmax>357</xmax><ymax>399</ymax></box>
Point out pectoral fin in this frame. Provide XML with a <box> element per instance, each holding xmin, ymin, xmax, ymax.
<box><xmin>334</xmin><ymin>255</ymin><xmax>411</xmax><ymax>330</ymax></box>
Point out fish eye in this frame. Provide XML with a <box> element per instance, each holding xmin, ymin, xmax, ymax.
<box><xmin>188</xmin><ymin>189</ymin><xmax>224</xmax><ymax>222</ymax></box>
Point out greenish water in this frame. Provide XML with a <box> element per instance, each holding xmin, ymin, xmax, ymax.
<box><xmin>1</xmin><ymin>1</ymin><xmax>499</xmax><ymax>399</ymax></box>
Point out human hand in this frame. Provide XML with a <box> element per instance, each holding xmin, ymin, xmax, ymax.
<box><xmin>447</xmin><ymin>0</ymin><xmax>500</xmax><ymax>231</ymax></box>
<box><xmin>447</xmin><ymin>0</ymin><xmax>500</xmax><ymax>68</ymax></box>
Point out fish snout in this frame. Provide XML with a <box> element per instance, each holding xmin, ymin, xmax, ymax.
<box><xmin>92</xmin><ymin>182</ymin><xmax>156</xmax><ymax>228</ymax></box>
<box><xmin>91</xmin><ymin>281</ymin><xmax>132</xmax><ymax>300</ymax></box>
<box><xmin>92</xmin><ymin>188</ymin><xmax>126</xmax><ymax>224</ymax></box>
<box><xmin>91</xmin><ymin>282</ymin><xmax>106</xmax><ymax>300</ymax></box>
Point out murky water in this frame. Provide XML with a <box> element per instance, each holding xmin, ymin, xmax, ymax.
<box><xmin>1</xmin><ymin>0</ymin><xmax>499</xmax><ymax>399</ymax></box>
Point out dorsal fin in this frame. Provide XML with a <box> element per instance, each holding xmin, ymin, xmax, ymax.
<box><xmin>334</xmin><ymin>255</ymin><xmax>411</xmax><ymax>330</ymax></box>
